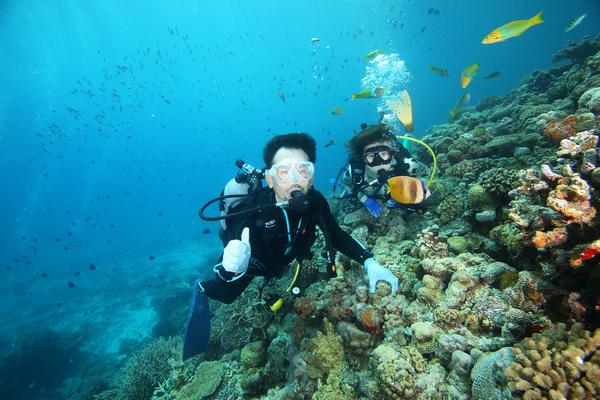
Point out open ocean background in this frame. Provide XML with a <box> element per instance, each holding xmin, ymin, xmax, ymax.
<box><xmin>0</xmin><ymin>1</ymin><xmax>598</xmax><ymax>398</ymax></box>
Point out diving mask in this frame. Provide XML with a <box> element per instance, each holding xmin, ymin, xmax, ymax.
<box><xmin>363</xmin><ymin>145</ymin><xmax>395</xmax><ymax>167</ymax></box>
<box><xmin>267</xmin><ymin>160</ymin><xmax>314</xmax><ymax>183</ymax></box>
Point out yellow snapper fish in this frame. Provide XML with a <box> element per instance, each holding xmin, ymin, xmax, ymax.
<box><xmin>387</xmin><ymin>176</ymin><xmax>431</xmax><ymax>204</ymax></box>
<box><xmin>364</xmin><ymin>49</ymin><xmax>384</xmax><ymax>60</ymax></box>
<box><xmin>461</xmin><ymin>62</ymin><xmax>479</xmax><ymax>89</ymax></box>
<box><xmin>565</xmin><ymin>14</ymin><xmax>586</xmax><ymax>32</ymax></box>
<box><xmin>482</xmin><ymin>11</ymin><xmax>544</xmax><ymax>44</ymax></box>
<box><xmin>351</xmin><ymin>87</ymin><xmax>384</xmax><ymax>100</ymax></box>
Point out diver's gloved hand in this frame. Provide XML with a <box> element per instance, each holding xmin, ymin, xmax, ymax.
<box><xmin>364</xmin><ymin>258</ymin><xmax>398</xmax><ymax>294</ymax></box>
<box><xmin>364</xmin><ymin>197</ymin><xmax>384</xmax><ymax>218</ymax></box>
<box><xmin>222</xmin><ymin>227</ymin><xmax>251</xmax><ymax>274</ymax></box>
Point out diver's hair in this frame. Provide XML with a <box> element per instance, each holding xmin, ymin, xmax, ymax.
<box><xmin>347</xmin><ymin>123</ymin><xmax>396</xmax><ymax>161</ymax></box>
<box><xmin>263</xmin><ymin>132</ymin><xmax>317</xmax><ymax>168</ymax></box>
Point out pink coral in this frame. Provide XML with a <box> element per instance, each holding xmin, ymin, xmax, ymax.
<box><xmin>546</xmin><ymin>167</ymin><xmax>596</xmax><ymax>226</ymax></box>
<box><xmin>556</xmin><ymin>130</ymin><xmax>599</xmax><ymax>158</ymax></box>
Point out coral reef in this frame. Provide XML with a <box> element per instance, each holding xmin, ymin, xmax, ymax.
<box><xmin>505</xmin><ymin>323</ymin><xmax>600</xmax><ymax>399</ymax></box>
<box><xmin>96</xmin><ymin>37</ymin><xmax>600</xmax><ymax>400</ymax></box>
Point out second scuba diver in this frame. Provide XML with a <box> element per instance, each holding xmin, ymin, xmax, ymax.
<box><xmin>183</xmin><ymin>132</ymin><xmax>398</xmax><ymax>359</ymax></box>
<box><xmin>338</xmin><ymin>123</ymin><xmax>432</xmax><ymax>218</ymax></box>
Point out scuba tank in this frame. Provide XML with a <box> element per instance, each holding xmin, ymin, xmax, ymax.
<box><xmin>219</xmin><ymin>159</ymin><xmax>264</xmax><ymax>231</ymax></box>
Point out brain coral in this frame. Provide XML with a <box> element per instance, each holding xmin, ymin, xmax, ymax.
<box><xmin>471</xmin><ymin>347</ymin><xmax>514</xmax><ymax>400</ymax></box>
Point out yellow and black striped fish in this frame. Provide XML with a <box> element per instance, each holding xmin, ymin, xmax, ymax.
<box><xmin>387</xmin><ymin>176</ymin><xmax>431</xmax><ymax>204</ymax></box>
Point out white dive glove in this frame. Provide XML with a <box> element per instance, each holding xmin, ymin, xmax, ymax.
<box><xmin>364</xmin><ymin>258</ymin><xmax>399</xmax><ymax>294</ymax></box>
<box><xmin>222</xmin><ymin>227</ymin><xmax>251</xmax><ymax>274</ymax></box>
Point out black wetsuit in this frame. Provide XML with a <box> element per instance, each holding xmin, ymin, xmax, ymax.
<box><xmin>200</xmin><ymin>187</ymin><xmax>373</xmax><ymax>303</ymax></box>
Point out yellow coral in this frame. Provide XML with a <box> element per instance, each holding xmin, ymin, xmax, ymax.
<box><xmin>306</xmin><ymin>319</ymin><xmax>345</xmax><ymax>379</ymax></box>
<box><xmin>506</xmin><ymin>324</ymin><xmax>600</xmax><ymax>399</ymax></box>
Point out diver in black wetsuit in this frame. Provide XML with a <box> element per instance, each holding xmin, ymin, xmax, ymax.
<box><xmin>183</xmin><ymin>133</ymin><xmax>397</xmax><ymax>359</ymax></box>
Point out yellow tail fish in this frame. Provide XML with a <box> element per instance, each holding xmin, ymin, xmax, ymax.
<box><xmin>364</xmin><ymin>49</ymin><xmax>384</xmax><ymax>60</ymax></box>
<box><xmin>482</xmin><ymin>11</ymin><xmax>544</xmax><ymax>44</ymax></box>
<box><xmin>461</xmin><ymin>62</ymin><xmax>479</xmax><ymax>89</ymax></box>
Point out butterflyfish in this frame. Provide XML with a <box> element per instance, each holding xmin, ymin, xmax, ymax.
<box><xmin>565</xmin><ymin>14</ymin><xmax>586</xmax><ymax>32</ymax></box>
<box><xmin>364</xmin><ymin>49</ymin><xmax>384</xmax><ymax>60</ymax></box>
<box><xmin>387</xmin><ymin>176</ymin><xmax>430</xmax><ymax>204</ymax></box>
<box><xmin>482</xmin><ymin>12</ymin><xmax>543</xmax><ymax>44</ymax></box>
<box><xmin>461</xmin><ymin>62</ymin><xmax>479</xmax><ymax>89</ymax></box>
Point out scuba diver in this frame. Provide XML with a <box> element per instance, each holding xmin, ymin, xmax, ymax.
<box><xmin>335</xmin><ymin>123</ymin><xmax>433</xmax><ymax>218</ymax></box>
<box><xmin>183</xmin><ymin>132</ymin><xmax>398</xmax><ymax>360</ymax></box>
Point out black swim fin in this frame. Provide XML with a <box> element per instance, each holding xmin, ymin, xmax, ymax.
<box><xmin>182</xmin><ymin>283</ymin><xmax>211</xmax><ymax>360</ymax></box>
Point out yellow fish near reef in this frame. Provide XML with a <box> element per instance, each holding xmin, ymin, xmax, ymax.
<box><xmin>330</xmin><ymin>107</ymin><xmax>343</xmax><ymax>115</ymax></box>
<box><xmin>387</xmin><ymin>176</ymin><xmax>430</xmax><ymax>204</ymax></box>
<box><xmin>352</xmin><ymin>88</ymin><xmax>372</xmax><ymax>99</ymax></box>
<box><xmin>461</xmin><ymin>62</ymin><xmax>479</xmax><ymax>89</ymax></box>
<box><xmin>351</xmin><ymin>87</ymin><xmax>384</xmax><ymax>100</ymax></box>
<box><xmin>449</xmin><ymin>93</ymin><xmax>470</xmax><ymax>119</ymax></box>
<box><xmin>364</xmin><ymin>49</ymin><xmax>384</xmax><ymax>60</ymax></box>
<box><xmin>482</xmin><ymin>11</ymin><xmax>544</xmax><ymax>44</ymax></box>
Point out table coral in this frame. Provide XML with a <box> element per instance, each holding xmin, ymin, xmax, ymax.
<box><xmin>175</xmin><ymin>360</ymin><xmax>224</xmax><ymax>400</ymax></box>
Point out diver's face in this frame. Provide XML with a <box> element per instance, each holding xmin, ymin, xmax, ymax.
<box><xmin>364</xmin><ymin>140</ymin><xmax>395</xmax><ymax>175</ymax></box>
<box><xmin>266</xmin><ymin>148</ymin><xmax>314</xmax><ymax>201</ymax></box>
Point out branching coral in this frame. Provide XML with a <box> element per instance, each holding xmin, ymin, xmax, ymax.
<box><xmin>116</xmin><ymin>337</ymin><xmax>181</xmax><ymax>400</ymax></box>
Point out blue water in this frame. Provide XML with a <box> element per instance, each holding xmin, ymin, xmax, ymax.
<box><xmin>0</xmin><ymin>0</ymin><xmax>598</xmax><ymax>398</ymax></box>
